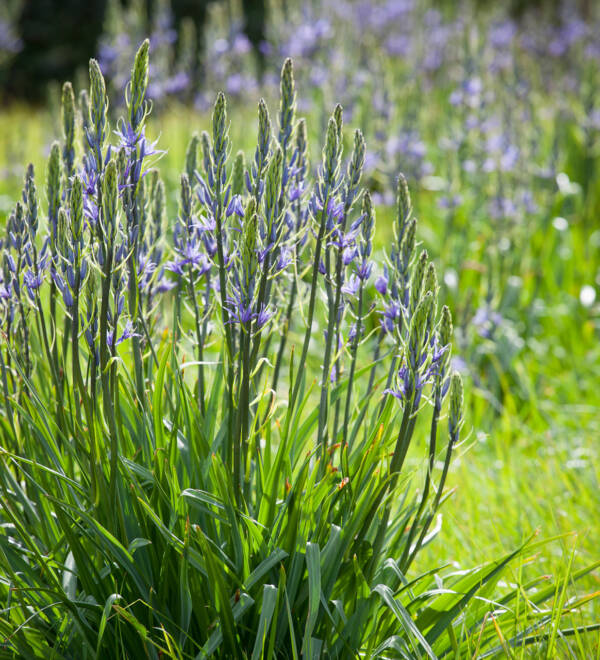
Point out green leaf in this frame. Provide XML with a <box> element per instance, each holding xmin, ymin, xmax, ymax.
<box><xmin>251</xmin><ymin>584</ymin><xmax>278</xmax><ymax>660</ymax></box>
<box><xmin>95</xmin><ymin>593</ymin><xmax>122</xmax><ymax>658</ymax></box>
<box><xmin>302</xmin><ymin>542</ymin><xmax>321</xmax><ymax>657</ymax></box>
<box><xmin>374</xmin><ymin>583</ymin><xmax>437</xmax><ymax>659</ymax></box>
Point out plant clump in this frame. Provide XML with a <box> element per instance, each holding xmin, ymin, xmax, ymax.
<box><xmin>0</xmin><ymin>42</ymin><xmax>472</xmax><ymax>658</ymax></box>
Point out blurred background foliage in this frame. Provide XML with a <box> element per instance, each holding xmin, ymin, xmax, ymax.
<box><xmin>1</xmin><ymin>0</ymin><xmax>268</xmax><ymax>101</ymax></box>
<box><xmin>0</xmin><ymin>0</ymin><xmax>595</xmax><ymax>101</ymax></box>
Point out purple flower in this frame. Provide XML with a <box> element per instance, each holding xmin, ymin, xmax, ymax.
<box><xmin>0</xmin><ymin>280</ymin><xmax>11</xmax><ymax>301</ymax></box>
<box><xmin>472</xmin><ymin>306</ymin><xmax>503</xmax><ymax>339</ymax></box>
<box><xmin>348</xmin><ymin>323</ymin><xmax>357</xmax><ymax>343</ymax></box>
<box><xmin>23</xmin><ymin>269</ymin><xmax>44</xmax><ymax>299</ymax></box>
<box><xmin>327</xmin><ymin>198</ymin><xmax>344</xmax><ymax>222</ymax></box>
<box><xmin>225</xmin><ymin>293</ymin><xmax>255</xmax><ymax>326</ymax></box>
<box><xmin>276</xmin><ymin>247</ymin><xmax>293</xmax><ymax>272</ymax></box>
<box><xmin>385</xmin><ymin>364</ymin><xmax>411</xmax><ymax>401</ymax></box>
<box><xmin>110</xmin><ymin>319</ymin><xmax>141</xmax><ymax>347</ymax></box>
<box><xmin>119</xmin><ymin>319</ymin><xmax>138</xmax><ymax>343</ymax></box>
<box><xmin>166</xmin><ymin>243</ymin><xmax>211</xmax><ymax>276</ymax></box>
<box><xmin>226</xmin><ymin>194</ymin><xmax>244</xmax><ymax>218</ymax></box>
<box><xmin>375</xmin><ymin>271</ymin><xmax>388</xmax><ymax>296</ymax></box>
<box><xmin>343</xmin><ymin>247</ymin><xmax>357</xmax><ymax>266</ymax></box>
<box><xmin>439</xmin><ymin>195</ymin><xmax>462</xmax><ymax>210</ymax></box>
<box><xmin>256</xmin><ymin>305</ymin><xmax>272</xmax><ymax>330</ymax></box>
<box><xmin>356</xmin><ymin>260</ymin><xmax>373</xmax><ymax>281</ymax></box>
<box><xmin>341</xmin><ymin>274</ymin><xmax>360</xmax><ymax>297</ymax></box>
<box><xmin>288</xmin><ymin>183</ymin><xmax>304</xmax><ymax>202</ymax></box>
<box><xmin>52</xmin><ymin>271</ymin><xmax>73</xmax><ymax>307</ymax></box>
<box><xmin>489</xmin><ymin>19</ymin><xmax>517</xmax><ymax>49</ymax></box>
<box><xmin>380</xmin><ymin>300</ymin><xmax>402</xmax><ymax>334</ymax></box>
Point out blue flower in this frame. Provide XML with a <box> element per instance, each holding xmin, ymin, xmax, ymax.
<box><xmin>225</xmin><ymin>292</ymin><xmax>255</xmax><ymax>326</ymax></box>
<box><xmin>23</xmin><ymin>269</ymin><xmax>44</xmax><ymax>300</ymax></box>
<box><xmin>356</xmin><ymin>260</ymin><xmax>373</xmax><ymax>281</ymax></box>
<box><xmin>288</xmin><ymin>182</ymin><xmax>304</xmax><ymax>202</ymax></box>
<box><xmin>226</xmin><ymin>194</ymin><xmax>244</xmax><ymax>218</ymax></box>
<box><xmin>276</xmin><ymin>246</ymin><xmax>293</xmax><ymax>272</ymax></box>
<box><xmin>385</xmin><ymin>364</ymin><xmax>411</xmax><ymax>401</ymax></box>
<box><xmin>256</xmin><ymin>305</ymin><xmax>272</xmax><ymax>330</ymax></box>
<box><xmin>166</xmin><ymin>243</ymin><xmax>211</xmax><ymax>276</ymax></box>
<box><xmin>52</xmin><ymin>271</ymin><xmax>73</xmax><ymax>307</ymax></box>
<box><xmin>343</xmin><ymin>247</ymin><xmax>357</xmax><ymax>266</ymax></box>
<box><xmin>375</xmin><ymin>271</ymin><xmax>388</xmax><ymax>295</ymax></box>
<box><xmin>341</xmin><ymin>274</ymin><xmax>360</xmax><ymax>297</ymax></box>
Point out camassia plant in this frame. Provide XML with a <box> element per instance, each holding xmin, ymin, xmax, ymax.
<box><xmin>0</xmin><ymin>42</ymin><xmax>564</xmax><ymax>659</ymax></box>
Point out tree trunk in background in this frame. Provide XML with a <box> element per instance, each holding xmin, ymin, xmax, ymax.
<box><xmin>6</xmin><ymin>0</ymin><xmax>107</xmax><ymax>102</ymax></box>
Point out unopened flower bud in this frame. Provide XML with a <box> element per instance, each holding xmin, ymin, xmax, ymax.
<box><xmin>232</xmin><ymin>151</ymin><xmax>245</xmax><ymax>196</ymax></box>
<box><xmin>449</xmin><ymin>371</ymin><xmax>464</xmax><ymax>439</ymax></box>
<box><xmin>279</xmin><ymin>58</ymin><xmax>296</xmax><ymax>149</ymax></box>
<box><xmin>61</xmin><ymin>82</ymin><xmax>76</xmax><ymax>177</ymax></box>
<box><xmin>129</xmin><ymin>39</ymin><xmax>149</xmax><ymax>131</ymax></box>
<box><xmin>185</xmin><ymin>133</ymin><xmax>199</xmax><ymax>183</ymax></box>
<box><xmin>102</xmin><ymin>159</ymin><xmax>118</xmax><ymax>239</ymax></box>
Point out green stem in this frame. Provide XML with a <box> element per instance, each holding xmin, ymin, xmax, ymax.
<box><xmin>0</xmin><ymin>347</ymin><xmax>15</xmax><ymax>435</ymax></box>
<box><xmin>240</xmin><ymin>324</ymin><xmax>251</xmax><ymax>500</ymax></box>
<box><xmin>99</xmin><ymin>246</ymin><xmax>120</xmax><ymax>522</ymax></box>
<box><xmin>399</xmin><ymin>391</ymin><xmax>441</xmax><ymax>570</ymax></box>
<box><xmin>342</xmin><ymin>285</ymin><xmax>364</xmax><ymax>448</ymax></box>
<box><xmin>288</xmin><ymin>191</ymin><xmax>330</xmax><ymax>418</ymax></box>
<box><xmin>187</xmin><ymin>270</ymin><xmax>205</xmax><ymax>416</ymax></box>
<box><xmin>72</xmin><ymin>283</ymin><xmax>99</xmax><ymax>508</ymax></box>
<box><xmin>404</xmin><ymin>429</ymin><xmax>456</xmax><ymax>573</ymax></box>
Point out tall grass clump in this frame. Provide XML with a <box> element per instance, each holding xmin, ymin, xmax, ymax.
<box><xmin>1</xmin><ymin>42</ymin><xmax>596</xmax><ymax>659</ymax></box>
